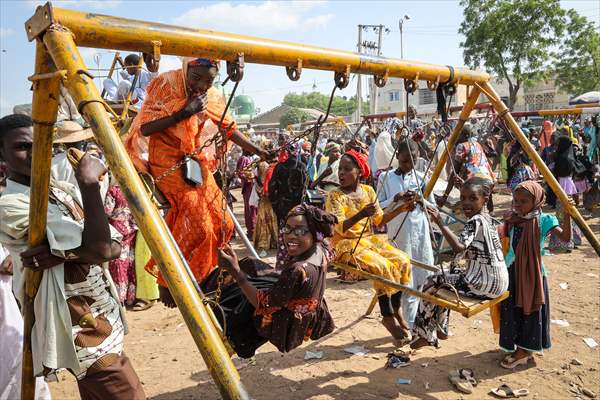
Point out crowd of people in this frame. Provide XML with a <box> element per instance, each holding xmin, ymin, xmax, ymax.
<box><xmin>0</xmin><ymin>52</ymin><xmax>598</xmax><ymax>399</ymax></box>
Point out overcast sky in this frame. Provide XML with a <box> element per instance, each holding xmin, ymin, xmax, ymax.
<box><xmin>1</xmin><ymin>0</ymin><xmax>598</xmax><ymax>117</ymax></box>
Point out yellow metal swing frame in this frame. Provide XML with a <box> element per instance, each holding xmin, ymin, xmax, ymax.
<box><xmin>20</xmin><ymin>3</ymin><xmax>599</xmax><ymax>399</ymax></box>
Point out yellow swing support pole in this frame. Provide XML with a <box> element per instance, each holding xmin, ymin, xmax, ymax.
<box><xmin>423</xmin><ymin>86</ymin><xmax>482</xmax><ymax>198</ymax></box>
<box><xmin>20</xmin><ymin>40</ymin><xmax>62</xmax><ymax>400</ymax></box>
<box><xmin>40</xmin><ymin>25</ymin><xmax>249</xmax><ymax>400</ymax></box>
<box><xmin>478</xmin><ymin>81</ymin><xmax>600</xmax><ymax>256</ymax></box>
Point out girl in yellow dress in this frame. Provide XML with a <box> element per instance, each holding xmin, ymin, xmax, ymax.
<box><xmin>325</xmin><ymin>150</ymin><xmax>414</xmax><ymax>345</ymax></box>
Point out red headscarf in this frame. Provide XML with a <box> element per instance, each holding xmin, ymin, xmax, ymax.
<box><xmin>344</xmin><ymin>149</ymin><xmax>371</xmax><ymax>179</ymax></box>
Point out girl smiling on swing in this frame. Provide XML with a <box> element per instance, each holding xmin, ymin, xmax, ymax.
<box><xmin>325</xmin><ymin>150</ymin><xmax>416</xmax><ymax>346</ymax></box>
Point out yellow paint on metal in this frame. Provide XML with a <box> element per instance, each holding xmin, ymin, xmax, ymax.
<box><xmin>423</xmin><ymin>87</ymin><xmax>482</xmax><ymax>198</ymax></box>
<box><xmin>42</xmin><ymin>26</ymin><xmax>249</xmax><ymax>399</ymax></box>
<box><xmin>575</xmin><ymin>102</ymin><xmax>599</xmax><ymax>108</ymax></box>
<box><xmin>29</xmin><ymin>4</ymin><xmax>490</xmax><ymax>85</ymax></box>
<box><xmin>537</xmin><ymin>108</ymin><xmax>583</xmax><ymax>116</ymax></box>
<box><xmin>479</xmin><ymin>82</ymin><xmax>600</xmax><ymax>256</ymax></box>
<box><xmin>21</xmin><ymin>40</ymin><xmax>62</xmax><ymax>400</ymax></box>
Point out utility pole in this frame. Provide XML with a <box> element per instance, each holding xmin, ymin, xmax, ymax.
<box><xmin>372</xmin><ymin>24</ymin><xmax>384</xmax><ymax>115</ymax></box>
<box><xmin>356</xmin><ymin>24</ymin><xmax>388</xmax><ymax>122</ymax></box>
<box><xmin>356</xmin><ymin>25</ymin><xmax>363</xmax><ymax>123</ymax></box>
<box><xmin>399</xmin><ymin>15</ymin><xmax>410</xmax><ymax>115</ymax></box>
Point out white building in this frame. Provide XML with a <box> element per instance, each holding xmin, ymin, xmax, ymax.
<box><xmin>371</xmin><ymin>75</ymin><xmax>573</xmax><ymax>117</ymax></box>
<box><xmin>371</xmin><ymin>77</ymin><xmax>467</xmax><ymax>118</ymax></box>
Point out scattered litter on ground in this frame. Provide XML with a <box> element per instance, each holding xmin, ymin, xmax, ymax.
<box><xmin>397</xmin><ymin>378</ymin><xmax>411</xmax><ymax>385</ymax></box>
<box><xmin>344</xmin><ymin>345</ymin><xmax>369</xmax><ymax>356</ymax></box>
<box><xmin>551</xmin><ymin>319</ymin><xmax>570</xmax><ymax>327</ymax></box>
<box><xmin>583</xmin><ymin>338</ymin><xmax>598</xmax><ymax>349</ymax></box>
<box><xmin>586</xmin><ymin>273</ymin><xmax>599</xmax><ymax>278</ymax></box>
<box><xmin>304</xmin><ymin>351</ymin><xmax>323</xmax><ymax>360</ymax></box>
<box><xmin>571</xmin><ymin>358</ymin><xmax>584</xmax><ymax>366</ymax></box>
<box><xmin>385</xmin><ymin>350</ymin><xmax>411</xmax><ymax>369</ymax></box>
<box><xmin>559</xmin><ymin>282</ymin><xmax>569</xmax><ymax>290</ymax></box>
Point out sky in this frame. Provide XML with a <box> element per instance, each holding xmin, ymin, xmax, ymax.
<box><xmin>1</xmin><ymin>0</ymin><xmax>599</xmax><ymax>117</ymax></box>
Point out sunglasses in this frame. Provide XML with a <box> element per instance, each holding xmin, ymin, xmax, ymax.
<box><xmin>281</xmin><ymin>225</ymin><xmax>311</xmax><ymax>236</ymax></box>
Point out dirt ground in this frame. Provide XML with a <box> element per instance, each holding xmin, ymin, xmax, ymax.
<box><xmin>49</xmin><ymin>190</ymin><xmax>600</xmax><ymax>400</ymax></box>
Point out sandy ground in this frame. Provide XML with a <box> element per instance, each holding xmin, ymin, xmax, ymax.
<box><xmin>49</xmin><ymin>189</ymin><xmax>600</xmax><ymax>400</ymax></box>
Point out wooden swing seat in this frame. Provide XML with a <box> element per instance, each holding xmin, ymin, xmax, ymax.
<box><xmin>332</xmin><ymin>261</ymin><xmax>508</xmax><ymax>318</ymax></box>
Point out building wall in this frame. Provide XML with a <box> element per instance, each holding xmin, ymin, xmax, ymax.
<box><xmin>372</xmin><ymin>75</ymin><xmax>573</xmax><ymax>117</ymax></box>
<box><xmin>484</xmin><ymin>76</ymin><xmax>571</xmax><ymax>111</ymax></box>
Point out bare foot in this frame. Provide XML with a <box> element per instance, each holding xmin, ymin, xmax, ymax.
<box><xmin>381</xmin><ymin>316</ymin><xmax>405</xmax><ymax>344</ymax></box>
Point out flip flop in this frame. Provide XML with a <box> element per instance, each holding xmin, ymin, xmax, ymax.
<box><xmin>458</xmin><ymin>368</ymin><xmax>477</xmax><ymax>386</ymax></box>
<box><xmin>501</xmin><ymin>355</ymin><xmax>533</xmax><ymax>369</ymax></box>
<box><xmin>132</xmin><ymin>299</ymin><xmax>156</xmax><ymax>312</ymax></box>
<box><xmin>491</xmin><ymin>384</ymin><xmax>529</xmax><ymax>398</ymax></box>
<box><xmin>448</xmin><ymin>370</ymin><xmax>473</xmax><ymax>394</ymax></box>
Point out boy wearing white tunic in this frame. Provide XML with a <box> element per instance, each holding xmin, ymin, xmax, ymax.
<box><xmin>377</xmin><ymin>139</ymin><xmax>435</xmax><ymax>328</ymax></box>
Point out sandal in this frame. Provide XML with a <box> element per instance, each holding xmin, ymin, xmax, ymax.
<box><xmin>491</xmin><ymin>384</ymin><xmax>529</xmax><ymax>398</ymax></box>
<box><xmin>501</xmin><ymin>355</ymin><xmax>533</xmax><ymax>369</ymax></box>
<box><xmin>458</xmin><ymin>368</ymin><xmax>477</xmax><ymax>386</ymax></box>
<box><xmin>132</xmin><ymin>299</ymin><xmax>156</xmax><ymax>312</ymax></box>
<box><xmin>448</xmin><ymin>370</ymin><xmax>473</xmax><ymax>394</ymax></box>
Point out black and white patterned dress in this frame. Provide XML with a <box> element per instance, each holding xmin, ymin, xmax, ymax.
<box><xmin>458</xmin><ymin>214</ymin><xmax>509</xmax><ymax>298</ymax></box>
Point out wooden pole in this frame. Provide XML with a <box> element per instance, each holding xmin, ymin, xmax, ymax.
<box><xmin>21</xmin><ymin>40</ymin><xmax>62</xmax><ymax>400</ymax></box>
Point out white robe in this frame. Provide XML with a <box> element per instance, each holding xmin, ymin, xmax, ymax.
<box><xmin>0</xmin><ymin>246</ymin><xmax>51</xmax><ymax>400</ymax></box>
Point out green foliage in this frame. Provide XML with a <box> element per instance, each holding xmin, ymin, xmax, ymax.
<box><xmin>554</xmin><ymin>10</ymin><xmax>600</xmax><ymax>95</ymax></box>
<box><xmin>282</xmin><ymin>92</ymin><xmax>369</xmax><ymax>116</ymax></box>
<box><xmin>279</xmin><ymin>108</ymin><xmax>310</xmax><ymax>128</ymax></box>
<box><xmin>459</xmin><ymin>0</ymin><xmax>567</xmax><ymax>109</ymax></box>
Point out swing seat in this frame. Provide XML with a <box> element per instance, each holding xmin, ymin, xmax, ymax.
<box><xmin>331</xmin><ymin>261</ymin><xmax>508</xmax><ymax>318</ymax></box>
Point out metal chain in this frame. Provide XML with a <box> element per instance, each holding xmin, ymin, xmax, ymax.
<box><xmin>301</xmin><ymin>84</ymin><xmax>338</xmax><ymax>202</ymax></box>
<box><xmin>215</xmin><ymin>79</ymin><xmax>242</xmax><ymax>304</ymax></box>
<box><xmin>155</xmin><ymin>132</ymin><xmax>224</xmax><ymax>183</ymax></box>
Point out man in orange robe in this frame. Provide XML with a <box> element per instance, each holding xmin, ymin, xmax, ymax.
<box><xmin>126</xmin><ymin>58</ymin><xmax>269</xmax><ymax>306</ymax></box>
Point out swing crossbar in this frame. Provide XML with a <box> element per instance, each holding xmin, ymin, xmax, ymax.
<box><xmin>332</xmin><ymin>262</ymin><xmax>508</xmax><ymax>318</ymax></box>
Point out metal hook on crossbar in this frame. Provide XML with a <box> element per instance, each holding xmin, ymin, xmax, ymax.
<box><xmin>285</xmin><ymin>59</ymin><xmax>302</xmax><ymax>81</ymax></box>
<box><xmin>373</xmin><ymin>68</ymin><xmax>389</xmax><ymax>88</ymax></box>
<box><xmin>334</xmin><ymin>65</ymin><xmax>351</xmax><ymax>89</ymax></box>
<box><xmin>404</xmin><ymin>79</ymin><xmax>417</xmax><ymax>94</ymax></box>
<box><xmin>224</xmin><ymin>53</ymin><xmax>245</xmax><ymax>84</ymax></box>
<box><xmin>143</xmin><ymin>40</ymin><xmax>161</xmax><ymax>72</ymax></box>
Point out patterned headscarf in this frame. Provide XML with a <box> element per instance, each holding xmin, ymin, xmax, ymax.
<box><xmin>286</xmin><ymin>204</ymin><xmax>338</xmax><ymax>242</ymax></box>
<box><xmin>344</xmin><ymin>149</ymin><xmax>371</xmax><ymax>179</ymax></box>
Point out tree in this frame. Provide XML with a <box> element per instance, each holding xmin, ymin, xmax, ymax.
<box><xmin>282</xmin><ymin>92</ymin><xmax>369</xmax><ymax>117</ymax></box>
<box><xmin>279</xmin><ymin>107</ymin><xmax>310</xmax><ymax>128</ymax></box>
<box><xmin>554</xmin><ymin>10</ymin><xmax>600</xmax><ymax>95</ymax></box>
<box><xmin>459</xmin><ymin>0</ymin><xmax>567</xmax><ymax>109</ymax></box>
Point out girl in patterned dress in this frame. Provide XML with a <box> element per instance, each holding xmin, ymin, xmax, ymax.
<box><xmin>325</xmin><ymin>150</ymin><xmax>414</xmax><ymax>346</ymax></box>
<box><xmin>411</xmin><ymin>177</ymin><xmax>509</xmax><ymax>349</ymax></box>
